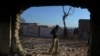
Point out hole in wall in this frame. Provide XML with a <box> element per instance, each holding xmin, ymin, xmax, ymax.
<box><xmin>19</xmin><ymin>5</ymin><xmax>90</xmax><ymax>55</ymax></box>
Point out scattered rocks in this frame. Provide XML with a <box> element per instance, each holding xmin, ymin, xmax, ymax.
<box><xmin>20</xmin><ymin>37</ymin><xmax>89</xmax><ymax>56</ymax></box>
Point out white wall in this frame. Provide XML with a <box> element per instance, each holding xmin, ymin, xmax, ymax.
<box><xmin>21</xmin><ymin>23</ymin><xmax>76</xmax><ymax>38</ymax></box>
<box><xmin>21</xmin><ymin>24</ymin><xmax>39</xmax><ymax>37</ymax></box>
<box><xmin>22</xmin><ymin>25</ymin><xmax>28</xmax><ymax>36</ymax></box>
<box><xmin>40</xmin><ymin>27</ymin><xmax>52</xmax><ymax>37</ymax></box>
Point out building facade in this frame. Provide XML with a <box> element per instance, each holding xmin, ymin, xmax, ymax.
<box><xmin>19</xmin><ymin>23</ymin><xmax>40</xmax><ymax>37</ymax></box>
<box><xmin>79</xmin><ymin>19</ymin><xmax>90</xmax><ymax>40</ymax></box>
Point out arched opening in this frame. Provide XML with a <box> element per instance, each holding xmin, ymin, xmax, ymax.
<box><xmin>16</xmin><ymin>5</ymin><xmax>91</xmax><ymax>56</ymax></box>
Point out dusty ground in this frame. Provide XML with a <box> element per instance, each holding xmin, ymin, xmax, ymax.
<box><xmin>20</xmin><ymin>37</ymin><xmax>89</xmax><ymax>56</ymax></box>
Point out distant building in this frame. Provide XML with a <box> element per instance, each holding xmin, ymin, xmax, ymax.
<box><xmin>19</xmin><ymin>23</ymin><xmax>40</xmax><ymax>37</ymax></box>
<box><xmin>79</xmin><ymin>19</ymin><xmax>90</xmax><ymax>40</ymax></box>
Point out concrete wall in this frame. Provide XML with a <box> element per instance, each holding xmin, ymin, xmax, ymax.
<box><xmin>20</xmin><ymin>21</ymin><xmax>90</xmax><ymax>40</ymax></box>
<box><xmin>19</xmin><ymin>23</ymin><xmax>75</xmax><ymax>38</ymax></box>
<box><xmin>20</xmin><ymin>23</ymin><xmax>39</xmax><ymax>37</ymax></box>
<box><xmin>22</xmin><ymin>25</ymin><xmax>28</xmax><ymax>36</ymax></box>
<box><xmin>20</xmin><ymin>22</ymin><xmax>90</xmax><ymax>40</ymax></box>
<box><xmin>40</xmin><ymin>26</ymin><xmax>52</xmax><ymax>37</ymax></box>
<box><xmin>79</xmin><ymin>19</ymin><xmax>90</xmax><ymax>40</ymax></box>
<box><xmin>68</xmin><ymin>28</ymin><xmax>75</xmax><ymax>39</ymax></box>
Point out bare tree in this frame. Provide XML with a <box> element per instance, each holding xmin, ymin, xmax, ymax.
<box><xmin>62</xmin><ymin>6</ymin><xmax>74</xmax><ymax>39</ymax></box>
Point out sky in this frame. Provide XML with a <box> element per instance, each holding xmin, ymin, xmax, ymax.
<box><xmin>21</xmin><ymin>6</ymin><xmax>90</xmax><ymax>28</ymax></box>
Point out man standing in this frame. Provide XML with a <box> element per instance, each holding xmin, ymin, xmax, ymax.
<box><xmin>49</xmin><ymin>25</ymin><xmax>60</xmax><ymax>54</ymax></box>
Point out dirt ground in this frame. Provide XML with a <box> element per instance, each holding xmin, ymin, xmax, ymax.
<box><xmin>20</xmin><ymin>37</ymin><xmax>89</xmax><ymax>56</ymax></box>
